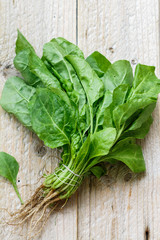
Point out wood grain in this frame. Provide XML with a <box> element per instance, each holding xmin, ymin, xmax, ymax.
<box><xmin>0</xmin><ymin>0</ymin><xmax>160</xmax><ymax>239</ymax></box>
<box><xmin>78</xmin><ymin>0</ymin><xmax>160</xmax><ymax>239</ymax></box>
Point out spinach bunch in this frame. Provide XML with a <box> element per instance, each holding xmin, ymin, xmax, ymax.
<box><xmin>1</xmin><ymin>30</ymin><xmax>160</xmax><ymax>200</ymax></box>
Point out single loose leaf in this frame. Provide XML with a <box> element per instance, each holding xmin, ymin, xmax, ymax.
<box><xmin>0</xmin><ymin>152</ymin><xmax>23</xmax><ymax>204</ymax></box>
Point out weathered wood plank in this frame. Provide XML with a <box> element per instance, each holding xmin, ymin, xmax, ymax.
<box><xmin>77</xmin><ymin>0</ymin><xmax>160</xmax><ymax>239</ymax></box>
<box><xmin>0</xmin><ymin>1</ymin><xmax>77</xmax><ymax>240</ymax></box>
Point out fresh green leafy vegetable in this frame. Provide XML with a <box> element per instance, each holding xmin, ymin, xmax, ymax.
<box><xmin>90</xmin><ymin>165</ymin><xmax>106</xmax><ymax>179</ymax></box>
<box><xmin>0</xmin><ymin>76</ymin><xmax>36</xmax><ymax>129</ymax></box>
<box><xmin>106</xmin><ymin>138</ymin><xmax>145</xmax><ymax>173</ymax></box>
<box><xmin>43</xmin><ymin>41</ymin><xmax>86</xmax><ymax>113</ymax></box>
<box><xmin>86</xmin><ymin>51</ymin><xmax>111</xmax><ymax>77</ymax></box>
<box><xmin>0</xmin><ymin>30</ymin><xmax>160</xmax><ymax>229</ymax></box>
<box><xmin>0</xmin><ymin>152</ymin><xmax>23</xmax><ymax>204</ymax></box>
<box><xmin>102</xmin><ymin>60</ymin><xmax>133</xmax><ymax>91</ymax></box>
<box><xmin>89</xmin><ymin>128</ymin><xmax>116</xmax><ymax>159</ymax></box>
<box><xmin>30</xmin><ymin>88</ymin><xmax>75</xmax><ymax>149</ymax></box>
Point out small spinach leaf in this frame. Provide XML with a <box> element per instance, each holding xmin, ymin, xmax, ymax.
<box><xmin>102</xmin><ymin>84</ymin><xmax>129</xmax><ymax>129</ymax></box>
<box><xmin>66</xmin><ymin>55</ymin><xmax>104</xmax><ymax>106</ymax></box>
<box><xmin>66</xmin><ymin>55</ymin><xmax>104</xmax><ymax>133</ymax></box>
<box><xmin>126</xmin><ymin>103</ymin><xmax>155</xmax><ymax>131</ymax></box>
<box><xmin>113</xmin><ymin>97</ymin><xmax>156</xmax><ymax>130</ymax></box>
<box><xmin>0</xmin><ymin>152</ymin><xmax>23</xmax><ymax>204</ymax></box>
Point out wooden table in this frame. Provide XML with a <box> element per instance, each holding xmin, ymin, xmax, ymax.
<box><xmin>0</xmin><ymin>0</ymin><xmax>160</xmax><ymax>239</ymax></box>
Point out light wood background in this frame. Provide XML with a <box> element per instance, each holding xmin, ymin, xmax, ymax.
<box><xmin>0</xmin><ymin>0</ymin><xmax>160</xmax><ymax>239</ymax></box>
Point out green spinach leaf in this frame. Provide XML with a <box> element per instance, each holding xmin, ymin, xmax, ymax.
<box><xmin>0</xmin><ymin>152</ymin><xmax>23</xmax><ymax>204</ymax></box>
<box><xmin>14</xmin><ymin>50</ymin><xmax>41</xmax><ymax>87</ymax></box>
<box><xmin>0</xmin><ymin>77</ymin><xmax>36</xmax><ymax>129</ymax></box>
<box><xmin>121</xmin><ymin>116</ymin><xmax>153</xmax><ymax>139</ymax></box>
<box><xmin>90</xmin><ymin>165</ymin><xmax>106</xmax><ymax>178</ymax></box>
<box><xmin>89</xmin><ymin>128</ymin><xmax>116</xmax><ymax>159</ymax></box>
<box><xmin>129</xmin><ymin>64</ymin><xmax>160</xmax><ymax>99</ymax></box>
<box><xmin>86</xmin><ymin>51</ymin><xmax>111</xmax><ymax>77</ymax></box>
<box><xmin>15</xmin><ymin>30</ymin><xmax>35</xmax><ymax>54</ymax></box>
<box><xmin>106</xmin><ymin>138</ymin><xmax>146</xmax><ymax>173</ymax></box>
<box><xmin>95</xmin><ymin>90</ymin><xmax>112</xmax><ymax>131</ymax></box>
<box><xmin>102</xmin><ymin>60</ymin><xmax>133</xmax><ymax>91</ymax></box>
<box><xmin>43</xmin><ymin>41</ymin><xmax>86</xmax><ymax>113</ymax></box>
<box><xmin>28</xmin><ymin>51</ymin><xmax>61</xmax><ymax>89</ymax></box>
<box><xmin>66</xmin><ymin>55</ymin><xmax>104</xmax><ymax>133</ymax></box>
<box><xmin>51</xmin><ymin>37</ymin><xmax>84</xmax><ymax>58</ymax></box>
<box><xmin>30</xmin><ymin>88</ymin><xmax>75</xmax><ymax>149</ymax></box>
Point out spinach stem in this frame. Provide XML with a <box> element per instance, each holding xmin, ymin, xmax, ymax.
<box><xmin>13</xmin><ymin>182</ymin><xmax>24</xmax><ymax>204</ymax></box>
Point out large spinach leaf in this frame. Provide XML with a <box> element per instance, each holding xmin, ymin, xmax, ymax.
<box><xmin>106</xmin><ymin>138</ymin><xmax>146</xmax><ymax>173</ymax></box>
<box><xmin>43</xmin><ymin>41</ymin><xmax>86</xmax><ymax>113</ymax></box>
<box><xmin>0</xmin><ymin>77</ymin><xmax>36</xmax><ymax>128</ymax></box>
<box><xmin>66</xmin><ymin>55</ymin><xmax>104</xmax><ymax>133</ymax></box>
<box><xmin>28</xmin><ymin>51</ymin><xmax>61</xmax><ymax>89</ymax></box>
<box><xmin>30</xmin><ymin>88</ymin><xmax>75</xmax><ymax>149</ymax></box>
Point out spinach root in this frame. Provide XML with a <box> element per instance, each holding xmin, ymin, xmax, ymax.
<box><xmin>10</xmin><ymin>164</ymin><xmax>84</xmax><ymax>237</ymax></box>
